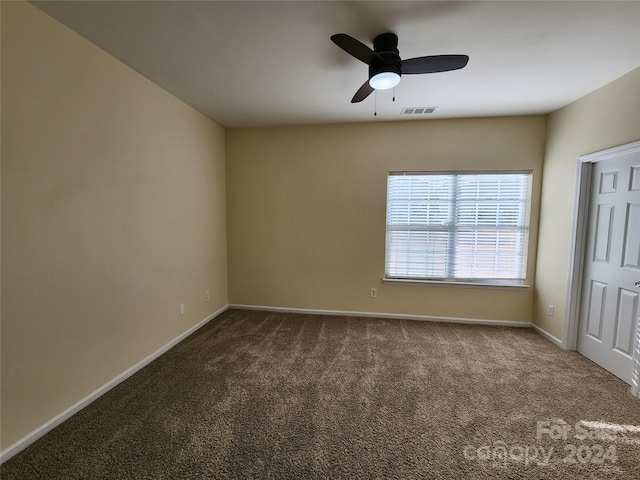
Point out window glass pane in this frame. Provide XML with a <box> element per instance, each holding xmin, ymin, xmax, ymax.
<box><xmin>386</xmin><ymin>230</ymin><xmax>449</xmax><ymax>278</ymax></box>
<box><xmin>385</xmin><ymin>171</ymin><xmax>531</xmax><ymax>281</ymax></box>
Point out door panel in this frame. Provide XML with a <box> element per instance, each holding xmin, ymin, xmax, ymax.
<box><xmin>578</xmin><ymin>150</ymin><xmax>640</xmax><ymax>383</ymax></box>
<box><xmin>586</xmin><ymin>281</ymin><xmax>606</xmax><ymax>339</ymax></box>
<box><xmin>623</xmin><ymin>203</ymin><xmax>640</xmax><ymax>268</ymax></box>
<box><xmin>593</xmin><ymin>204</ymin><xmax>614</xmax><ymax>262</ymax></box>
<box><xmin>613</xmin><ymin>289</ymin><xmax>638</xmax><ymax>356</ymax></box>
<box><xmin>631</xmin><ymin>166</ymin><xmax>640</xmax><ymax>191</ymax></box>
<box><xmin>599</xmin><ymin>170</ymin><xmax>618</xmax><ymax>193</ymax></box>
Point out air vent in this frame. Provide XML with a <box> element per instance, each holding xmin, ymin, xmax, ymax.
<box><xmin>401</xmin><ymin>107</ymin><xmax>438</xmax><ymax>115</ymax></box>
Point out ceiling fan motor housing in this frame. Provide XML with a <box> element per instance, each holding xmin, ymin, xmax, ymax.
<box><xmin>370</xmin><ymin>33</ymin><xmax>402</xmax><ymax>79</ymax></box>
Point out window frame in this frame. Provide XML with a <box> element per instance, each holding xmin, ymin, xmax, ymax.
<box><xmin>384</xmin><ymin>170</ymin><xmax>532</xmax><ymax>288</ymax></box>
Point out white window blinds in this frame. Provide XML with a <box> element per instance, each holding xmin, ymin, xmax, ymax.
<box><xmin>385</xmin><ymin>171</ymin><xmax>532</xmax><ymax>281</ymax></box>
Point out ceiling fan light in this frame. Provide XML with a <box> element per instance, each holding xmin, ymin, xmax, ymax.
<box><xmin>369</xmin><ymin>71</ymin><xmax>400</xmax><ymax>90</ymax></box>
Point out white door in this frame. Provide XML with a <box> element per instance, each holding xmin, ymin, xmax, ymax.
<box><xmin>577</xmin><ymin>148</ymin><xmax>640</xmax><ymax>383</ymax></box>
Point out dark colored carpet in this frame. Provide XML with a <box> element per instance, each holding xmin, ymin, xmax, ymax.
<box><xmin>2</xmin><ymin>308</ymin><xmax>639</xmax><ymax>479</ymax></box>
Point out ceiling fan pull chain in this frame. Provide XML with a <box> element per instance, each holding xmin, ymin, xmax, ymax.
<box><xmin>374</xmin><ymin>90</ymin><xmax>377</xmax><ymax>116</ymax></box>
<box><xmin>393</xmin><ymin>86</ymin><xmax>396</xmax><ymax>102</ymax></box>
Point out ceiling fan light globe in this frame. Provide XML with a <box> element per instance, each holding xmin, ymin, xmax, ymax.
<box><xmin>369</xmin><ymin>72</ymin><xmax>400</xmax><ymax>90</ymax></box>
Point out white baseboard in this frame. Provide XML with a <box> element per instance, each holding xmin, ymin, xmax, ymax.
<box><xmin>0</xmin><ymin>305</ymin><xmax>228</xmax><ymax>464</ymax></box>
<box><xmin>1</xmin><ymin>304</ymin><xmax>560</xmax><ymax>463</ymax></box>
<box><xmin>531</xmin><ymin>323</ymin><xmax>563</xmax><ymax>347</ymax></box>
<box><xmin>229</xmin><ymin>304</ymin><xmax>532</xmax><ymax>328</ymax></box>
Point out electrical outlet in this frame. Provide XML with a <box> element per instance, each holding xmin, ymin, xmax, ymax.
<box><xmin>205</xmin><ymin>291</ymin><xmax>210</xmax><ymax>302</ymax></box>
<box><xmin>370</xmin><ymin>288</ymin><xmax>377</xmax><ymax>298</ymax></box>
<box><xmin>179</xmin><ymin>304</ymin><xmax>185</xmax><ymax>316</ymax></box>
<box><xmin>547</xmin><ymin>305</ymin><xmax>554</xmax><ymax>316</ymax></box>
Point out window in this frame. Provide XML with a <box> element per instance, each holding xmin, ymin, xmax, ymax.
<box><xmin>385</xmin><ymin>171</ymin><xmax>531</xmax><ymax>284</ymax></box>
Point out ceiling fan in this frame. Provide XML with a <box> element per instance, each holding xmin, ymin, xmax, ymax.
<box><xmin>331</xmin><ymin>32</ymin><xmax>469</xmax><ymax>103</ymax></box>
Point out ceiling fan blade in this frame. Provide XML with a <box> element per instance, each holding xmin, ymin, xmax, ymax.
<box><xmin>331</xmin><ymin>33</ymin><xmax>382</xmax><ymax>65</ymax></box>
<box><xmin>351</xmin><ymin>80</ymin><xmax>374</xmax><ymax>103</ymax></box>
<box><xmin>401</xmin><ymin>55</ymin><xmax>469</xmax><ymax>75</ymax></box>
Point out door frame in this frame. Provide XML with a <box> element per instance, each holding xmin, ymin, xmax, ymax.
<box><xmin>562</xmin><ymin>140</ymin><xmax>640</xmax><ymax>397</ymax></box>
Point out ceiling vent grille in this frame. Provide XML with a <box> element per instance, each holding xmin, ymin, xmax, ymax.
<box><xmin>401</xmin><ymin>107</ymin><xmax>438</xmax><ymax>115</ymax></box>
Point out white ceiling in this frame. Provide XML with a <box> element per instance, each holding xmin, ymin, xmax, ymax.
<box><xmin>31</xmin><ymin>1</ymin><xmax>640</xmax><ymax>128</ymax></box>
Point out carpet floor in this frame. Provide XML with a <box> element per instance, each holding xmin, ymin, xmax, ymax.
<box><xmin>2</xmin><ymin>308</ymin><xmax>639</xmax><ymax>479</ymax></box>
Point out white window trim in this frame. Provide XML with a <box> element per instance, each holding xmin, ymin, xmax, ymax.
<box><xmin>382</xmin><ymin>277</ymin><xmax>530</xmax><ymax>289</ymax></box>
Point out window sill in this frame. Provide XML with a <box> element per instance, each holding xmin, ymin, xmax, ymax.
<box><xmin>382</xmin><ymin>277</ymin><xmax>530</xmax><ymax>290</ymax></box>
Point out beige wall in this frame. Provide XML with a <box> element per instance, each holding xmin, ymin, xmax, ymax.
<box><xmin>227</xmin><ymin>116</ymin><xmax>546</xmax><ymax>322</ymax></box>
<box><xmin>1</xmin><ymin>2</ymin><xmax>228</xmax><ymax>450</ymax></box>
<box><xmin>533</xmin><ymin>68</ymin><xmax>640</xmax><ymax>340</ymax></box>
